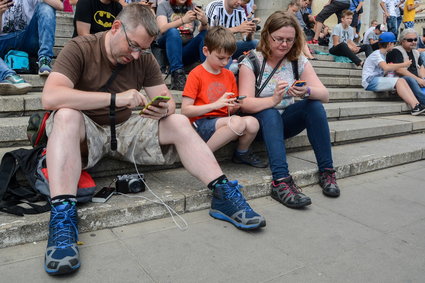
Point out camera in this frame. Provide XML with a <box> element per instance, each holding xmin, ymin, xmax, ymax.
<box><xmin>116</xmin><ymin>174</ymin><xmax>145</xmax><ymax>194</ymax></box>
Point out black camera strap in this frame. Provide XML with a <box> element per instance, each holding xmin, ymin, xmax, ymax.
<box><xmin>99</xmin><ymin>64</ymin><xmax>123</xmax><ymax>151</ymax></box>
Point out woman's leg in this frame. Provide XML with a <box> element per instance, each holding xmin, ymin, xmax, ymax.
<box><xmin>158</xmin><ymin>28</ymin><xmax>184</xmax><ymax>73</ymax></box>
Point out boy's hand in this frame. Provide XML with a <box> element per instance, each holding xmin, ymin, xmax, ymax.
<box><xmin>213</xmin><ymin>92</ymin><xmax>236</xmax><ymax>109</ymax></box>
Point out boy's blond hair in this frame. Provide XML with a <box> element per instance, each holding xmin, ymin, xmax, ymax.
<box><xmin>204</xmin><ymin>26</ymin><xmax>237</xmax><ymax>55</ymax></box>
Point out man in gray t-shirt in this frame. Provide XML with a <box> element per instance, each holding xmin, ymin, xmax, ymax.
<box><xmin>328</xmin><ymin>9</ymin><xmax>373</xmax><ymax>66</ymax></box>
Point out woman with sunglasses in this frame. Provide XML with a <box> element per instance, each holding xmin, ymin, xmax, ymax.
<box><xmin>238</xmin><ymin>11</ymin><xmax>340</xmax><ymax>209</ymax></box>
<box><xmin>156</xmin><ymin>0</ymin><xmax>208</xmax><ymax>90</ymax></box>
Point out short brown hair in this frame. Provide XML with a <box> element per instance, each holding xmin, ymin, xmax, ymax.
<box><xmin>116</xmin><ymin>4</ymin><xmax>159</xmax><ymax>37</ymax></box>
<box><xmin>341</xmin><ymin>9</ymin><xmax>354</xmax><ymax>18</ymax></box>
<box><xmin>257</xmin><ymin>11</ymin><xmax>304</xmax><ymax>61</ymax></box>
<box><xmin>204</xmin><ymin>26</ymin><xmax>237</xmax><ymax>55</ymax></box>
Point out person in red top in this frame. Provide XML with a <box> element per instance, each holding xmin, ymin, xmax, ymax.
<box><xmin>182</xmin><ymin>26</ymin><xmax>267</xmax><ymax>168</ymax></box>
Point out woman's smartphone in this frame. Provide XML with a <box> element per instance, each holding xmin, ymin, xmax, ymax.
<box><xmin>92</xmin><ymin>187</ymin><xmax>115</xmax><ymax>203</ymax></box>
<box><xmin>292</xmin><ymin>80</ymin><xmax>306</xmax><ymax>87</ymax></box>
<box><xmin>139</xmin><ymin>95</ymin><xmax>170</xmax><ymax>114</ymax></box>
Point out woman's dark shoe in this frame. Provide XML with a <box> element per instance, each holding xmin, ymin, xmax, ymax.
<box><xmin>319</xmin><ymin>168</ymin><xmax>340</xmax><ymax>197</ymax></box>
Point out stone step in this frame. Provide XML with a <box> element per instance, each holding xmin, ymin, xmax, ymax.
<box><xmin>2</xmin><ymin>132</ymin><xmax>425</xmax><ymax>248</ymax></box>
<box><xmin>0</xmin><ymin>91</ymin><xmax>402</xmax><ymax>117</ymax></box>
<box><xmin>0</xmin><ymin>110</ymin><xmax>421</xmax><ymax>155</ymax></box>
<box><xmin>321</xmin><ymin>76</ymin><xmax>362</xmax><ymax>88</ymax></box>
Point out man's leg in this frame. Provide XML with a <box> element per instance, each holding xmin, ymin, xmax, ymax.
<box><xmin>158</xmin><ymin>114</ymin><xmax>266</xmax><ymax>230</ymax></box>
<box><xmin>232</xmin><ymin>39</ymin><xmax>259</xmax><ymax>60</ymax></box>
<box><xmin>403</xmin><ymin>76</ymin><xmax>425</xmax><ymax>105</ymax></box>
<box><xmin>44</xmin><ymin>109</ymin><xmax>86</xmax><ymax>276</ymax></box>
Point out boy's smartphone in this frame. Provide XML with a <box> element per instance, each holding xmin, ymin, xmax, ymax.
<box><xmin>139</xmin><ymin>96</ymin><xmax>170</xmax><ymax>115</ymax></box>
<box><xmin>92</xmin><ymin>187</ymin><xmax>115</xmax><ymax>203</ymax></box>
<box><xmin>292</xmin><ymin>80</ymin><xmax>306</xmax><ymax>87</ymax></box>
<box><xmin>236</xmin><ymin>96</ymin><xmax>247</xmax><ymax>101</ymax></box>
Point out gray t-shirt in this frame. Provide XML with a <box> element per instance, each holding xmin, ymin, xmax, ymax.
<box><xmin>156</xmin><ymin>1</ymin><xmax>199</xmax><ymax>42</ymax></box>
<box><xmin>1</xmin><ymin>0</ymin><xmax>39</xmax><ymax>33</ymax></box>
<box><xmin>329</xmin><ymin>23</ymin><xmax>354</xmax><ymax>49</ymax></box>
<box><xmin>295</xmin><ymin>11</ymin><xmax>306</xmax><ymax>29</ymax></box>
<box><xmin>366</xmin><ymin>31</ymin><xmax>378</xmax><ymax>44</ymax></box>
<box><xmin>362</xmin><ymin>49</ymin><xmax>386</xmax><ymax>88</ymax></box>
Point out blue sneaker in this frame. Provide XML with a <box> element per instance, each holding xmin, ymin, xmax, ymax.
<box><xmin>0</xmin><ymin>74</ymin><xmax>32</xmax><ymax>95</ymax></box>
<box><xmin>44</xmin><ymin>201</ymin><xmax>80</xmax><ymax>275</ymax></box>
<box><xmin>209</xmin><ymin>180</ymin><xmax>266</xmax><ymax>230</ymax></box>
<box><xmin>38</xmin><ymin>56</ymin><xmax>52</xmax><ymax>76</ymax></box>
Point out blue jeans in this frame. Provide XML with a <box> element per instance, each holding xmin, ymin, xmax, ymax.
<box><xmin>403</xmin><ymin>76</ymin><xmax>425</xmax><ymax>104</ymax></box>
<box><xmin>158</xmin><ymin>29</ymin><xmax>206</xmax><ymax>73</ymax></box>
<box><xmin>386</xmin><ymin>16</ymin><xmax>398</xmax><ymax>37</ymax></box>
<box><xmin>254</xmin><ymin>100</ymin><xmax>334</xmax><ymax>180</ymax></box>
<box><xmin>0</xmin><ymin>2</ymin><xmax>56</xmax><ymax>80</ymax></box>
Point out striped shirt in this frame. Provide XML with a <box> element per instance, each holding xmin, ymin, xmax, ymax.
<box><xmin>205</xmin><ymin>0</ymin><xmax>247</xmax><ymax>28</ymax></box>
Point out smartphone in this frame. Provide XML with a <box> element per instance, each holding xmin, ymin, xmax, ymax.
<box><xmin>92</xmin><ymin>187</ymin><xmax>115</xmax><ymax>203</ymax></box>
<box><xmin>292</xmin><ymin>80</ymin><xmax>306</xmax><ymax>87</ymax></box>
<box><xmin>196</xmin><ymin>5</ymin><xmax>202</xmax><ymax>9</ymax></box>
<box><xmin>139</xmin><ymin>95</ymin><xmax>170</xmax><ymax>114</ymax></box>
<box><xmin>236</xmin><ymin>96</ymin><xmax>246</xmax><ymax>101</ymax></box>
<box><xmin>252</xmin><ymin>19</ymin><xmax>259</xmax><ymax>24</ymax></box>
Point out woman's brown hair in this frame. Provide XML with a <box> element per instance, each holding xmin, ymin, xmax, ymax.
<box><xmin>257</xmin><ymin>11</ymin><xmax>304</xmax><ymax>61</ymax></box>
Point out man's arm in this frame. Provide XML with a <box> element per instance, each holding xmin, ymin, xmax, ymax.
<box><xmin>43</xmin><ymin>0</ymin><xmax>64</xmax><ymax>11</ymax></box>
<box><xmin>380</xmin><ymin>1</ymin><xmax>389</xmax><ymax>17</ymax></box>
<box><xmin>75</xmin><ymin>21</ymin><xmax>91</xmax><ymax>37</ymax></box>
<box><xmin>42</xmin><ymin>72</ymin><xmax>147</xmax><ymax>110</ymax></box>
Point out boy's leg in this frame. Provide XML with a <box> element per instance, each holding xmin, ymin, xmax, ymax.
<box><xmin>329</xmin><ymin>42</ymin><xmax>362</xmax><ymax>66</ymax></box>
<box><xmin>157</xmin><ymin>114</ymin><xmax>266</xmax><ymax>229</ymax></box>
<box><xmin>358</xmin><ymin>44</ymin><xmax>373</xmax><ymax>57</ymax></box>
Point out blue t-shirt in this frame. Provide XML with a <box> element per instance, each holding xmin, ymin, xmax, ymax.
<box><xmin>349</xmin><ymin>0</ymin><xmax>364</xmax><ymax>11</ymax></box>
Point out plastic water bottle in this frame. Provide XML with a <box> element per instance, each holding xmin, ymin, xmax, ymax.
<box><xmin>229</xmin><ymin>59</ymin><xmax>239</xmax><ymax>75</ymax></box>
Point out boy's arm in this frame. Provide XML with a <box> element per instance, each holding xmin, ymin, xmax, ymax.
<box><xmin>181</xmin><ymin>93</ymin><xmax>236</xmax><ymax>118</ymax></box>
<box><xmin>378</xmin><ymin>60</ymin><xmax>412</xmax><ymax>72</ymax></box>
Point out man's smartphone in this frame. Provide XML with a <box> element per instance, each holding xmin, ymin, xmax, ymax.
<box><xmin>236</xmin><ymin>96</ymin><xmax>247</xmax><ymax>101</ymax></box>
<box><xmin>292</xmin><ymin>80</ymin><xmax>306</xmax><ymax>87</ymax></box>
<box><xmin>139</xmin><ymin>95</ymin><xmax>170</xmax><ymax>114</ymax></box>
<box><xmin>92</xmin><ymin>187</ymin><xmax>115</xmax><ymax>203</ymax></box>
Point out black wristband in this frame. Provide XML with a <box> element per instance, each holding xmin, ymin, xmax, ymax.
<box><xmin>109</xmin><ymin>93</ymin><xmax>117</xmax><ymax>151</ymax></box>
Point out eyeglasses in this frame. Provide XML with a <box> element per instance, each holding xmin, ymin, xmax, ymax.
<box><xmin>404</xmin><ymin>38</ymin><xmax>418</xmax><ymax>42</ymax></box>
<box><xmin>121</xmin><ymin>23</ymin><xmax>152</xmax><ymax>54</ymax></box>
<box><xmin>270</xmin><ymin>34</ymin><xmax>295</xmax><ymax>44</ymax></box>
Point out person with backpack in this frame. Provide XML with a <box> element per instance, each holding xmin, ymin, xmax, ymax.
<box><xmin>0</xmin><ymin>0</ymin><xmax>63</xmax><ymax>95</ymax></box>
<box><xmin>42</xmin><ymin>4</ymin><xmax>265</xmax><ymax>276</ymax></box>
<box><xmin>238</xmin><ymin>11</ymin><xmax>341</xmax><ymax>210</ymax></box>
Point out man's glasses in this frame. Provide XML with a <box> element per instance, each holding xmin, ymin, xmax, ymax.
<box><xmin>270</xmin><ymin>34</ymin><xmax>295</xmax><ymax>44</ymax></box>
<box><xmin>404</xmin><ymin>38</ymin><xmax>418</xmax><ymax>42</ymax></box>
<box><xmin>122</xmin><ymin>23</ymin><xmax>151</xmax><ymax>54</ymax></box>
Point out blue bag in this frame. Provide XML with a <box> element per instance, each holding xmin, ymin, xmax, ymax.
<box><xmin>4</xmin><ymin>50</ymin><xmax>30</xmax><ymax>73</ymax></box>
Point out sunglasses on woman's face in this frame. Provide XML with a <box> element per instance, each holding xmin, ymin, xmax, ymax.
<box><xmin>404</xmin><ymin>38</ymin><xmax>418</xmax><ymax>42</ymax></box>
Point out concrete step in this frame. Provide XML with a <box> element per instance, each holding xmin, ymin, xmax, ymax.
<box><xmin>2</xmin><ymin>132</ymin><xmax>425</xmax><ymax>248</ymax></box>
<box><xmin>321</xmin><ymin>76</ymin><xmax>362</xmax><ymax>88</ymax></box>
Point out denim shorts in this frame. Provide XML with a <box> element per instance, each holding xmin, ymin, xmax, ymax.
<box><xmin>193</xmin><ymin>117</ymin><xmax>219</xmax><ymax>142</ymax></box>
<box><xmin>365</xmin><ymin>77</ymin><xmax>398</xmax><ymax>92</ymax></box>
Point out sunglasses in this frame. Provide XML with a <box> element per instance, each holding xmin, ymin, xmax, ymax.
<box><xmin>404</xmin><ymin>38</ymin><xmax>418</xmax><ymax>42</ymax></box>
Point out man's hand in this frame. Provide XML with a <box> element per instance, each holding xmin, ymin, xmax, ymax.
<box><xmin>237</xmin><ymin>20</ymin><xmax>256</xmax><ymax>34</ymax></box>
<box><xmin>116</xmin><ymin>89</ymin><xmax>147</xmax><ymax>109</ymax></box>
<box><xmin>140</xmin><ymin>91</ymin><xmax>170</xmax><ymax>120</ymax></box>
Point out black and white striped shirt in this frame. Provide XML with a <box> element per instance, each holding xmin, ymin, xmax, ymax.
<box><xmin>205</xmin><ymin>0</ymin><xmax>247</xmax><ymax>28</ymax></box>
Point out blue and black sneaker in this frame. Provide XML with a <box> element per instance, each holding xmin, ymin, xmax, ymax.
<box><xmin>209</xmin><ymin>180</ymin><xmax>266</xmax><ymax>230</ymax></box>
<box><xmin>44</xmin><ymin>201</ymin><xmax>80</xmax><ymax>275</ymax></box>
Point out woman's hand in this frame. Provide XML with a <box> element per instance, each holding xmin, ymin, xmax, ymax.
<box><xmin>288</xmin><ymin>84</ymin><xmax>308</xmax><ymax>98</ymax></box>
<box><xmin>272</xmin><ymin>81</ymin><xmax>289</xmax><ymax>105</ymax></box>
<box><xmin>181</xmin><ymin>10</ymin><xmax>197</xmax><ymax>25</ymax></box>
<box><xmin>194</xmin><ymin>6</ymin><xmax>208</xmax><ymax>25</ymax></box>
<box><xmin>0</xmin><ymin>0</ymin><xmax>13</xmax><ymax>13</ymax></box>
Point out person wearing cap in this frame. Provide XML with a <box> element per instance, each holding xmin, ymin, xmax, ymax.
<box><xmin>362</xmin><ymin>32</ymin><xmax>425</xmax><ymax>115</ymax></box>
<box><xmin>365</xmin><ymin>24</ymin><xmax>387</xmax><ymax>51</ymax></box>
<box><xmin>386</xmin><ymin>28</ymin><xmax>425</xmax><ymax>108</ymax></box>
